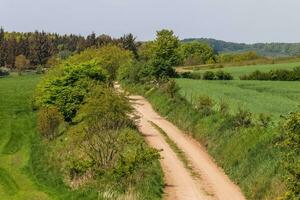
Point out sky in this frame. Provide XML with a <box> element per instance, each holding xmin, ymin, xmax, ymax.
<box><xmin>1</xmin><ymin>0</ymin><xmax>299</xmax><ymax>43</ymax></box>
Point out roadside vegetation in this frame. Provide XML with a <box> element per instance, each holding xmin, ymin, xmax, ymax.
<box><xmin>119</xmin><ymin>29</ymin><xmax>300</xmax><ymax>200</ymax></box>
<box><xmin>32</xmin><ymin>46</ymin><xmax>163</xmax><ymax>200</ymax></box>
<box><xmin>1</xmin><ymin>26</ymin><xmax>299</xmax><ymax>200</ymax></box>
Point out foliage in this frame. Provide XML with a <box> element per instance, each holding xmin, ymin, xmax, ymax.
<box><xmin>257</xmin><ymin>113</ymin><xmax>272</xmax><ymax>128</ymax></box>
<box><xmin>67</xmin><ymin>46</ymin><xmax>133</xmax><ymax>84</ymax></box>
<box><xmin>124</xmin><ymin>83</ymin><xmax>287</xmax><ymax>199</ymax></box>
<box><xmin>233</xmin><ymin>107</ymin><xmax>253</xmax><ymax>128</ymax></box>
<box><xmin>138</xmin><ymin>41</ymin><xmax>156</xmax><ymax>62</ymax></box>
<box><xmin>240</xmin><ymin>67</ymin><xmax>300</xmax><ymax>81</ymax></box>
<box><xmin>150</xmin><ymin>29</ymin><xmax>180</xmax><ymax>79</ymax></box>
<box><xmin>161</xmin><ymin>80</ymin><xmax>180</xmax><ymax>99</ymax></box>
<box><xmin>215</xmin><ymin>70</ymin><xmax>234</xmax><ymax>80</ymax></box>
<box><xmin>179</xmin><ymin>41</ymin><xmax>215</xmax><ymax>65</ymax></box>
<box><xmin>35</xmin><ymin>61</ymin><xmax>108</xmax><ymax>121</ymax></box>
<box><xmin>202</xmin><ymin>71</ymin><xmax>215</xmax><ymax>80</ymax></box>
<box><xmin>0</xmin><ymin>27</ymin><xmax>137</xmax><ymax>69</ymax></box>
<box><xmin>37</xmin><ymin>106</ymin><xmax>64</xmax><ymax>140</ymax></box>
<box><xmin>195</xmin><ymin>95</ymin><xmax>214</xmax><ymax>116</ymax></box>
<box><xmin>15</xmin><ymin>54</ymin><xmax>30</xmax><ymax>75</ymax></box>
<box><xmin>183</xmin><ymin>38</ymin><xmax>300</xmax><ymax>57</ymax></box>
<box><xmin>279</xmin><ymin>112</ymin><xmax>300</xmax><ymax>200</ymax></box>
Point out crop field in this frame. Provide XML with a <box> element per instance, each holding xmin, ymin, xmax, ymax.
<box><xmin>176</xmin><ymin>78</ymin><xmax>300</xmax><ymax>118</ymax></box>
<box><xmin>0</xmin><ymin>74</ymin><xmax>51</xmax><ymax>200</ymax></box>
<box><xmin>190</xmin><ymin>61</ymin><xmax>300</xmax><ymax>78</ymax></box>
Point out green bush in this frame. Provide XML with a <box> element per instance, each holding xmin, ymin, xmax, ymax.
<box><xmin>195</xmin><ymin>95</ymin><xmax>214</xmax><ymax>116</ymax></box>
<box><xmin>202</xmin><ymin>71</ymin><xmax>215</xmax><ymax>80</ymax></box>
<box><xmin>233</xmin><ymin>107</ymin><xmax>253</xmax><ymax>128</ymax></box>
<box><xmin>215</xmin><ymin>70</ymin><xmax>234</xmax><ymax>80</ymax></box>
<box><xmin>161</xmin><ymin>80</ymin><xmax>180</xmax><ymax>99</ymax></box>
<box><xmin>37</xmin><ymin>106</ymin><xmax>64</xmax><ymax>140</ymax></box>
<box><xmin>279</xmin><ymin>112</ymin><xmax>300</xmax><ymax>200</ymax></box>
<box><xmin>257</xmin><ymin>113</ymin><xmax>272</xmax><ymax>128</ymax></box>
<box><xmin>35</xmin><ymin>61</ymin><xmax>108</xmax><ymax>121</ymax></box>
<box><xmin>240</xmin><ymin>67</ymin><xmax>300</xmax><ymax>81</ymax></box>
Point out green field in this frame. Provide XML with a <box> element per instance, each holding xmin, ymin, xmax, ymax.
<box><xmin>0</xmin><ymin>74</ymin><xmax>53</xmax><ymax>200</ymax></box>
<box><xmin>176</xmin><ymin>79</ymin><xmax>300</xmax><ymax>118</ymax></box>
<box><xmin>192</xmin><ymin>62</ymin><xmax>300</xmax><ymax>78</ymax></box>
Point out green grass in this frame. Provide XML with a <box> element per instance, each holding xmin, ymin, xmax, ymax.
<box><xmin>149</xmin><ymin>121</ymin><xmax>196</xmax><ymax>177</ymax></box>
<box><xmin>193</xmin><ymin>62</ymin><xmax>300</xmax><ymax>78</ymax></box>
<box><xmin>176</xmin><ymin>79</ymin><xmax>300</xmax><ymax>118</ymax></box>
<box><xmin>0</xmin><ymin>74</ymin><xmax>52</xmax><ymax>200</ymax></box>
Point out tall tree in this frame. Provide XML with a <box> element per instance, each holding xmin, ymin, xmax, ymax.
<box><xmin>0</xmin><ymin>27</ymin><xmax>5</xmax><ymax>67</ymax></box>
<box><xmin>150</xmin><ymin>29</ymin><xmax>180</xmax><ymax>79</ymax></box>
<box><xmin>119</xmin><ymin>34</ymin><xmax>138</xmax><ymax>58</ymax></box>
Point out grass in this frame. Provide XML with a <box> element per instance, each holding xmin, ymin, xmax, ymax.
<box><xmin>149</xmin><ymin>121</ymin><xmax>197</xmax><ymax>177</ymax></box>
<box><xmin>123</xmin><ymin>82</ymin><xmax>288</xmax><ymax>200</ymax></box>
<box><xmin>176</xmin><ymin>79</ymin><xmax>300</xmax><ymax>118</ymax></box>
<box><xmin>190</xmin><ymin>62</ymin><xmax>300</xmax><ymax>78</ymax></box>
<box><xmin>0</xmin><ymin>74</ymin><xmax>52</xmax><ymax>200</ymax></box>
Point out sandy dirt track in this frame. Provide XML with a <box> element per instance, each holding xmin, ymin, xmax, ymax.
<box><xmin>130</xmin><ymin>94</ymin><xmax>246</xmax><ymax>200</ymax></box>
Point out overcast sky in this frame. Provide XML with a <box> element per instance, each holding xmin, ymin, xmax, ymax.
<box><xmin>1</xmin><ymin>0</ymin><xmax>299</xmax><ymax>43</ymax></box>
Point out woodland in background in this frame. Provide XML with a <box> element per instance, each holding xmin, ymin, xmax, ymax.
<box><xmin>0</xmin><ymin>27</ymin><xmax>139</xmax><ymax>69</ymax></box>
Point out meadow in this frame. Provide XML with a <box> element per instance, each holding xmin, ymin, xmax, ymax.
<box><xmin>0</xmin><ymin>74</ymin><xmax>52</xmax><ymax>200</ymax></box>
<box><xmin>176</xmin><ymin>79</ymin><xmax>300</xmax><ymax>118</ymax></box>
<box><xmin>188</xmin><ymin>61</ymin><xmax>300</xmax><ymax>78</ymax></box>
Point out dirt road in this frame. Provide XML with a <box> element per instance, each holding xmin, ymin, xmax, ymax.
<box><xmin>130</xmin><ymin>94</ymin><xmax>246</xmax><ymax>200</ymax></box>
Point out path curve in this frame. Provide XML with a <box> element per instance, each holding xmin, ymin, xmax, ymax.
<box><xmin>130</xmin><ymin>94</ymin><xmax>246</xmax><ymax>200</ymax></box>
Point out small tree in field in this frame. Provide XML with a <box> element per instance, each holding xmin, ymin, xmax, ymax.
<box><xmin>15</xmin><ymin>55</ymin><xmax>30</xmax><ymax>75</ymax></box>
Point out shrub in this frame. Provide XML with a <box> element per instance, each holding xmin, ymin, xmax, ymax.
<box><xmin>35</xmin><ymin>61</ymin><xmax>108</xmax><ymax>121</ymax></box>
<box><xmin>161</xmin><ymin>80</ymin><xmax>180</xmax><ymax>99</ymax></box>
<box><xmin>178</xmin><ymin>72</ymin><xmax>202</xmax><ymax>80</ymax></box>
<box><xmin>233</xmin><ymin>107</ymin><xmax>253</xmax><ymax>128</ymax></box>
<box><xmin>195</xmin><ymin>95</ymin><xmax>214</xmax><ymax>116</ymax></box>
<box><xmin>219</xmin><ymin>99</ymin><xmax>229</xmax><ymax>116</ymax></box>
<box><xmin>202</xmin><ymin>71</ymin><xmax>215</xmax><ymax>80</ymax></box>
<box><xmin>215</xmin><ymin>70</ymin><xmax>234</xmax><ymax>80</ymax></box>
<box><xmin>37</xmin><ymin>106</ymin><xmax>64</xmax><ymax>140</ymax></box>
<box><xmin>0</xmin><ymin>67</ymin><xmax>9</xmax><ymax>77</ymax></box>
<box><xmin>258</xmin><ymin>113</ymin><xmax>272</xmax><ymax>128</ymax></box>
<box><xmin>240</xmin><ymin>67</ymin><xmax>300</xmax><ymax>81</ymax></box>
<box><xmin>279</xmin><ymin>112</ymin><xmax>300</xmax><ymax>200</ymax></box>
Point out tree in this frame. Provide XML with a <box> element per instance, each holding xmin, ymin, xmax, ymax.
<box><xmin>15</xmin><ymin>54</ymin><xmax>30</xmax><ymax>75</ymax></box>
<box><xmin>0</xmin><ymin>27</ymin><xmax>5</xmax><ymax>67</ymax></box>
<box><xmin>150</xmin><ymin>29</ymin><xmax>180</xmax><ymax>80</ymax></box>
<box><xmin>179</xmin><ymin>41</ymin><xmax>215</xmax><ymax>65</ymax></box>
<box><xmin>119</xmin><ymin>33</ymin><xmax>139</xmax><ymax>58</ymax></box>
<box><xmin>29</xmin><ymin>31</ymin><xmax>53</xmax><ymax>65</ymax></box>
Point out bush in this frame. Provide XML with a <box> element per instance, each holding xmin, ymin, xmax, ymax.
<box><xmin>0</xmin><ymin>67</ymin><xmax>9</xmax><ymax>77</ymax></box>
<box><xmin>161</xmin><ymin>80</ymin><xmax>180</xmax><ymax>99</ymax></box>
<box><xmin>195</xmin><ymin>95</ymin><xmax>214</xmax><ymax>116</ymax></box>
<box><xmin>202</xmin><ymin>71</ymin><xmax>215</xmax><ymax>80</ymax></box>
<box><xmin>240</xmin><ymin>67</ymin><xmax>300</xmax><ymax>81</ymax></box>
<box><xmin>233</xmin><ymin>107</ymin><xmax>253</xmax><ymax>128</ymax></box>
<box><xmin>35</xmin><ymin>61</ymin><xmax>108</xmax><ymax>121</ymax></box>
<box><xmin>215</xmin><ymin>70</ymin><xmax>234</xmax><ymax>80</ymax></box>
<box><xmin>258</xmin><ymin>113</ymin><xmax>272</xmax><ymax>128</ymax></box>
<box><xmin>279</xmin><ymin>112</ymin><xmax>300</xmax><ymax>200</ymax></box>
<box><xmin>178</xmin><ymin>72</ymin><xmax>202</xmax><ymax>80</ymax></box>
<box><xmin>37</xmin><ymin>106</ymin><xmax>64</xmax><ymax>140</ymax></box>
<box><xmin>219</xmin><ymin>99</ymin><xmax>229</xmax><ymax>116</ymax></box>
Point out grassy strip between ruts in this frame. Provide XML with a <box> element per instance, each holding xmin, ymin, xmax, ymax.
<box><xmin>149</xmin><ymin>121</ymin><xmax>197</xmax><ymax>177</ymax></box>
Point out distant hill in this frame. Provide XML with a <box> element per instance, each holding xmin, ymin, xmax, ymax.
<box><xmin>182</xmin><ymin>38</ymin><xmax>300</xmax><ymax>57</ymax></box>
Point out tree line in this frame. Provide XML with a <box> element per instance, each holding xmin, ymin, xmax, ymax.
<box><xmin>0</xmin><ymin>27</ymin><xmax>139</xmax><ymax>69</ymax></box>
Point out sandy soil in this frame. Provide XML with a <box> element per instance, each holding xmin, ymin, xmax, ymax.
<box><xmin>129</xmin><ymin>94</ymin><xmax>247</xmax><ymax>200</ymax></box>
